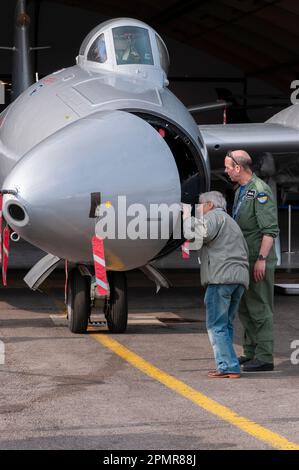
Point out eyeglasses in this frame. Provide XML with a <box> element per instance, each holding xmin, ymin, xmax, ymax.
<box><xmin>226</xmin><ymin>150</ymin><xmax>240</xmax><ymax>167</ymax></box>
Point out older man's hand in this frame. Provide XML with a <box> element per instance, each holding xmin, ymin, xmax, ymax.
<box><xmin>195</xmin><ymin>203</ymin><xmax>204</xmax><ymax>219</ymax></box>
<box><xmin>182</xmin><ymin>203</ymin><xmax>192</xmax><ymax>220</ymax></box>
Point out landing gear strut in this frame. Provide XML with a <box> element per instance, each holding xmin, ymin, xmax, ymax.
<box><xmin>67</xmin><ymin>268</ymin><xmax>128</xmax><ymax>334</ymax></box>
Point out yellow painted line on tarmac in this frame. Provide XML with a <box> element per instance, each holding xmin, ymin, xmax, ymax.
<box><xmin>92</xmin><ymin>333</ymin><xmax>299</xmax><ymax>451</ymax></box>
<box><xmin>44</xmin><ymin>287</ymin><xmax>299</xmax><ymax>450</ymax></box>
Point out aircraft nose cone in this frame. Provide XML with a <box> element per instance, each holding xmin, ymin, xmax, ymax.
<box><xmin>2</xmin><ymin>110</ymin><xmax>181</xmax><ymax>268</ymax></box>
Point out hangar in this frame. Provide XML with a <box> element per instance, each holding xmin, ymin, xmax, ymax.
<box><xmin>1</xmin><ymin>0</ymin><xmax>296</xmax><ymax>121</ymax></box>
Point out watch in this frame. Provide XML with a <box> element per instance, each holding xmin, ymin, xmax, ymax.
<box><xmin>257</xmin><ymin>254</ymin><xmax>267</xmax><ymax>261</ymax></box>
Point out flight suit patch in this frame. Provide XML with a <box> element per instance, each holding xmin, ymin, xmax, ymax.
<box><xmin>245</xmin><ymin>189</ymin><xmax>256</xmax><ymax>200</ymax></box>
<box><xmin>257</xmin><ymin>192</ymin><xmax>269</xmax><ymax>204</ymax></box>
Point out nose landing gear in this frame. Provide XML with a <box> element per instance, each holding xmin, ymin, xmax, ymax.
<box><xmin>67</xmin><ymin>268</ymin><xmax>128</xmax><ymax>334</ymax></box>
<box><xmin>105</xmin><ymin>271</ymin><xmax>128</xmax><ymax>333</ymax></box>
<box><xmin>67</xmin><ymin>268</ymin><xmax>91</xmax><ymax>334</ymax></box>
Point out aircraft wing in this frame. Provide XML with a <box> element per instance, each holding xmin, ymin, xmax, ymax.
<box><xmin>199</xmin><ymin>122</ymin><xmax>299</xmax><ymax>169</ymax></box>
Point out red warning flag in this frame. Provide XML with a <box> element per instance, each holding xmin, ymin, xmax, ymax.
<box><xmin>181</xmin><ymin>241</ymin><xmax>190</xmax><ymax>259</ymax></box>
<box><xmin>92</xmin><ymin>235</ymin><xmax>108</xmax><ymax>296</ymax></box>
<box><xmin>0</xmin><ymin>194</ymin><xmax>2</xmax><ymax>265</ymax></box>
<box><xmin>2</xmin><ymin>225</ymin><xmax>11</xmax><ymax>286</ymax></box>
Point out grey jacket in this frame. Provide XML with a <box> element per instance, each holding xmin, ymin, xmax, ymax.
<box><xmin>183</xmin><ymin>208</ymin><xmax>249</xmax><ymax>288</ymax></box>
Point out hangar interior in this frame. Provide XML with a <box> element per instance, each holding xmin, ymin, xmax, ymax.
<box><xmin>1</xmin><ymin>0</ymin><xmax>296</xmax><ymax>119</ymax></box>
<box><xmin>1</xmin><ymin>0</ymin><xmax>299</xmax><ymax>257</ymax></box>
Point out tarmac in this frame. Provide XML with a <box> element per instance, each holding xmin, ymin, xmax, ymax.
<box><xmin>0</xmin><ymin>245</ymin><xmax>299</xmax><ymax>450</ymax></box>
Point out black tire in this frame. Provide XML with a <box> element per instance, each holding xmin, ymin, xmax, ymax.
<box><xmin>67</xmin><ymin>268</ymin><xmax>91</xmax><ymax>334</ymax></box>
<box><xmin>106</xmin><ymin>271</ymin><xmax>128</xmax><ymax>333</ymax></box>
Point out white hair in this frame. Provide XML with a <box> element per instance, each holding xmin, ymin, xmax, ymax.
<box><xmin>199</xmin><ymin>191</ymin><xmax>227</xmax><ymax>211</ymax></box>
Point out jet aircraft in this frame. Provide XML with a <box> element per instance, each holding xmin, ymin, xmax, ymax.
<box><xmin>0</xmin><ymin>16</ymin><xmax>211</xmax><ymax>333</ymax></box>
<box><xmin>1</xmin><ymin>10</ymin><xmax>299</xmax><ymax>334</ymax></box>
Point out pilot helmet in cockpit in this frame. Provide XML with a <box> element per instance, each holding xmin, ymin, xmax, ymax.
<box><xmin>112</xmin><ymin>26</ymin><xmax>154</xmax><ymax>66</ymax></box>
<box><xmin>78</xmin><ymin>19</ymin><xmax>170</xmax><ymax>87</ymax></box>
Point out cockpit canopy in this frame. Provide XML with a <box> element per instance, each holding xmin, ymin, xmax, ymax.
<box><xmin>113</xmin><ymin>26</ymin><xmax>154</xmax><ymax>66</ymax></box>
<box><xmin>78</xmin><ymin>18</ymin><xmax>170</xmax><ymax>86</ymax></box>
<box><xmin>87</xmin><ymin>33</ymin><xmax>107</xmax><ymax>64</ymax></box>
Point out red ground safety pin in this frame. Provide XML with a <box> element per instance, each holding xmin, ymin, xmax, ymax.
<box><xmin>92</xmin><ymin>235</ymin><xmax>108</xmax><ymax>296</ymax></box>
<box><xmin>2</xmin><ymin>225</ymin><xmax>11</xmax><ymax>286</ymax></box>
<box><xmin>0</xmin><ymin>193</ymin><xmax>3</xmax><ymax>265</ymax></box>
<box><xmin>181</xmin><ymin>240</ymin><xmax>190</xmax><ymax>259</ymax></box>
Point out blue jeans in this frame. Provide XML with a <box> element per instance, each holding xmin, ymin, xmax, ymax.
<box><xmin>204</xmin><ymin>284</ymin><xmax>245</xmax><ymax>373</ymax></box>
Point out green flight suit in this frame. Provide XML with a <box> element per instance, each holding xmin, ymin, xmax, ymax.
<box><xmin>232</xmin><ymin>173</ymin><xmax>279</xmax><ymax>363</ymax></box>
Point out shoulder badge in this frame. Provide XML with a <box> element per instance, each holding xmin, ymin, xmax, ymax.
<box><xmin>256</xmin><ymin>192</ymin><xmax>269</xmax><ymax>204</ymax></box>
<box><xmin>245</xmin><ymin>189</ymin><xmax>256</xmax><ymax>200</ymax></box>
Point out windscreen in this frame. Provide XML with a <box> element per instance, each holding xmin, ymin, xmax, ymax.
<box><xmin>113</xmin><ymin>26</ymin><xmax>154</xmax><ymax>66</ymax></box>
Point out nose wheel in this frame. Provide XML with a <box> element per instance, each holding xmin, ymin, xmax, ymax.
<box><xmin>67</xmin><ymin>268</ymin><xmax>128</xmax><ymax>334</ymax></box>
<box><xmin>105</xmin><ymin>271</ymin><xmax>128</xmax><ymax>333</ymax></box>
<box><xmin>67</xmin><ymin>268</ymin><xmax>91</xmax><ymax>334</ymax></box>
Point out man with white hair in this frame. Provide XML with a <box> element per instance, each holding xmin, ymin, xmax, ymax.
<box><xmin>183</xmin><ymin>191</ymin><xmax>249</xmax><ymax>378</ymax></box>
<box><xmin>224</xmin><ymin>150</ymin><xmax>279</xmax><ymax>372</ymax></box>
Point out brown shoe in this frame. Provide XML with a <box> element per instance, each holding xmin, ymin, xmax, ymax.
<box><xmin>208</xmin><ymin>370</ymin><xmax>241</xmax><ymax>378</ymax></box>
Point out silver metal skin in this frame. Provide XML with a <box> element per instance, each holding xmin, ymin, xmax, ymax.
<box><xmin>0</xmin><ymin>18</ymin><xmax>209</xmax><ymax>271</ymax></box>
<box><xmin>199</xmin><ymin>120</ymin><xmax>299</xmax><ymax>170</ymax></box>
<box><xmin>24</xmin><ymin>254</ymin><xmax>61</xmax><ymax>290</ymax></box>
<box><xmin>2</xmin><ymin>17</ymin><xmax>298</xmax><ymax>274</ymax></box>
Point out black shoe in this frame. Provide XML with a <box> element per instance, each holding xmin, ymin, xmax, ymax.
<box><xmin>238</xmin><ymin>356</ymin><xmax>253</xmax><ymax>365</ymax></box>
<box><xmin>242</xmin><ymin>358</ymin><xmax>274</xmax><ymax>372</ymax></box>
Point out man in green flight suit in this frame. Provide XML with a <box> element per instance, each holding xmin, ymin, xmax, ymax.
<box><xmin>224</xmin><ymin>150</ymin><xmax>279</xmax><ymax>372</ymax></box>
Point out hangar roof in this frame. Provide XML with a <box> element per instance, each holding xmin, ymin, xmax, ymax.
<box><xmin>48</xmin><ymin>0</ymin><xmax>299</xmax><ymax>91</ymax></box>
